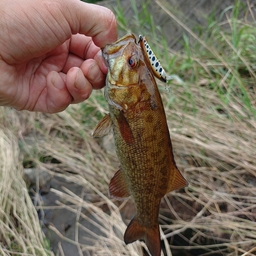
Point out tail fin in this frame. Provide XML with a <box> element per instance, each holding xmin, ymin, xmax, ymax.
<box><xmin>124</xmin><ymin>218</ymin><xmax>161</xmax><ymax>256</ymax></box>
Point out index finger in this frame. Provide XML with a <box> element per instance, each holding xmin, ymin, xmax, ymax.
<box><xmin>68</xmin><ymin>34</ymin><xmax>108</xmax><ymax>73</ymax></box>
<box><xmin>67</xmin><ymin>1</ymin><xmax>118</xmax><ymax>48</ymax></box>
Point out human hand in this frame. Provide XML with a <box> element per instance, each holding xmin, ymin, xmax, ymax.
<box><xmin>0</xmin><ymin>0</ymin><xmax>117</xmax><ymax>113</ymax></box>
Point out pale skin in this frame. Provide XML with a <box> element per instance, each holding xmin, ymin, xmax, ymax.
<box><xmin>0</xmin><ymin>0</ymin><xmax>117</xmax><ymax>113</ymax></box>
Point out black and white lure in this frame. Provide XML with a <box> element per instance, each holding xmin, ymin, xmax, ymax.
<box><xmin>138</xmin><ymin>35</ymin><xmax>183</xmax><ymax>85</ymax></box>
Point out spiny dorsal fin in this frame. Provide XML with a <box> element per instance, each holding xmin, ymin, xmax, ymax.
<box><xmin>109</xmin><ymin>169</ymin><xmax>130</xmax><ymax>200</ymax></box>
<box><xmin>91</xmin><ymin>114</ymin><xmax>112</xmax><ymax>138</ymax></box>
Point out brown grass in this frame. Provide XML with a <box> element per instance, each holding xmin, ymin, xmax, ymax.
<box><xmin>0</xmin><ymin>124</ymin><xmax>53</xmax><ymax>256</ymax></box>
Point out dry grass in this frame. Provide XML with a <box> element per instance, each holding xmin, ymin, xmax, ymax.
<box><xmin>0</xmin><ymin>125</ymin><xmax>53</xmax><ymax>256</ymax></box>
<box><xmin>1</xmin><ymin>0</ymin><xmax>256</xmax><ymax>255</ymax></box>
<box><xmin>161</xmin><ymin>83</ymin><xmax>256</xmax><ymax>255</ymax></box>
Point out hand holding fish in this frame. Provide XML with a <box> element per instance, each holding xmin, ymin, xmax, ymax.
<box><xmin>0</xmin><ymin>0</ymin><xmax>117</xmax><ymax>113</ymax></box>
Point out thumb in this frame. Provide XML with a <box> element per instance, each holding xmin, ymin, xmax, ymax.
<box><xmin>66</xmin><ymin>1</ymin><xmax>117</xmax><ymax>48</ymax></box>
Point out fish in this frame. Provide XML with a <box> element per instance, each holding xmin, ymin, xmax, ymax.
<box><xmin>92</xmin><ymin>34</ymin><xmax>188</xmax><ymax>256</ymax></box>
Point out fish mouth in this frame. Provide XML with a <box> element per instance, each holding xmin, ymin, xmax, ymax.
<box><xmin>102</xmin><ymin>42</ymin><xmax>127</xmax><ymax>69</ymax></box>
<box><xmin>102</xmin><ymin>45</ymin><xmax>120</xmax><ymax>72</ymax></box>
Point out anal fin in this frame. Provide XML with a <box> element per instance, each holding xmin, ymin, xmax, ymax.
<box><xmin>109</xmin><ymin>169</ymin><xmax>130</xmax><ymax>200</ymax></box>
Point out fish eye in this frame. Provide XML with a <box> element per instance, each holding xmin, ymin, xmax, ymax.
<box><xmin>128</xmin><ymin>56</ymin><xmax>137</xmax><ymax>68</ymax></box>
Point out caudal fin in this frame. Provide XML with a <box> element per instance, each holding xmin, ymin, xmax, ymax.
<box><xmin>124</xmin><ymin>218</ymin><xmax>161</xmax><ymax>256</ymax></box>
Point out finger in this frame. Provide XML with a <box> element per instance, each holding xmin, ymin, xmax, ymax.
<box><xmin>67</xmin><ymin>1</ymin><xmax>117</xmax><ymax>48</ymax></box>
<box><xmin>94</xmin><ymin>50</ymin><xmax>108</xmax><ymax>74</ymax></box>
<box><xmin>66</xmin><ymin>67</ymin><xmax>93</xmax><ymax>104</ymax></box>
<box><xmin>45</xmin><ymin>71</ymin><xmax>72</xmax><ymax>113</ymax></box>
<box><xmin>66</xmin><ymin>35</ymin><xmax>108</xmax><ymax>74</ymax></box>
<box><xmin>69</xmin><ymin>34</ymin><xmax>98</xmax><ymax>59</ymax></box>
<box><xmin>62</xmin><ymin>53</ymin><xmax>84</xmax><ymax>73</ymax></box>
<box><xmin>80</xmin><ymin>59</ymin><xmax>106</xmax><ymax>90</ymax></box>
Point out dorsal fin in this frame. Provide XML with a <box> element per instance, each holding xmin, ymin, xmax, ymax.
<box><xmin>166</xmin><ymin>137</ymin><xmax>188</xmax><ymax>193</ymax></box>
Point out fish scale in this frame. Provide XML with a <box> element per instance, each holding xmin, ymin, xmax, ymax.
<box><xmin>92</xmin><ymin>34</ymin><xmax>188</xmax><ymax>256</ymax></box>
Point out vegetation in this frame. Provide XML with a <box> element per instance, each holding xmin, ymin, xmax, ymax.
<box><xmin>0</xmin><ymin>0</ymin><xmax>256</xmax><ymax>255</ymax></box>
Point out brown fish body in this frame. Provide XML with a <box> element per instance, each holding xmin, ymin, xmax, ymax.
<box><xmin>93</xmin><ymin>34</ymin><xmax>187</xmax><ymax>256</ymax></box>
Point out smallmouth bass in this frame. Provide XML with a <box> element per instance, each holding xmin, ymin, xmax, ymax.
<box><xmin>92</xmin><ymin>34</ymin><xmax>187</xmax><ymax>256</ymax></box>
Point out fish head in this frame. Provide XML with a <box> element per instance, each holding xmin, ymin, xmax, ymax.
<box><xmin>102</xmin><ymin>34</ymin><xmax>158</xmax><ymax>110</ymax></box>
<box><xmin>102</xmin><ymin>34</ymin><xmax>143</xmax><ymax>87</ymax></box>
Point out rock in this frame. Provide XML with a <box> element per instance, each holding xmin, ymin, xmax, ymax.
<box><xmin>23</xmin><ymin>168</ymin><xmax>52</xmax><ymax>189</ymax></box>
<box><xmin>40</xmin><ymin>176</ymin><xmax>106</xmax><ymax>256</ymax></box>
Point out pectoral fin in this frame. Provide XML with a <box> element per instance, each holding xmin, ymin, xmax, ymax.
<box><xmin>116</xmin><ymin>111</ymin><xmax>134</xmax><ymax>144</ymax></box>
<box><xmin>109</xmin><ymin>169</ymin><xmax>130</xmax><ymax>200</ymax></box>
<box><xmin>92</xmin><ymin>114</ymin><xmax>112</xmax><ymax>138</ymax></box>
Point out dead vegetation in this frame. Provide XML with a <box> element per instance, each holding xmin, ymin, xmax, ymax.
<box><xmin>0</xmin><ymin>126</ymin><xmax>53</xmax><ymax>256</ymax></box>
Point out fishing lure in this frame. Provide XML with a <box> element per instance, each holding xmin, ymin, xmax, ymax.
<box><xmin>138</xmin><ymin>35</ymin><xmax>184</xmax><ymax>85</ymax></box>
